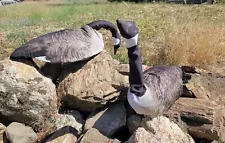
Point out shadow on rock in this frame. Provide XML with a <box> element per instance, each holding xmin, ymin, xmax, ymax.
<box><xmin>9</xmin><ymin>55</ymin><xmax>96</xmax><ymax>86</ymax></box>
<box><xmin>40</xmin><ymin>126</ymin><xmax>78</xmax><ymax>143</ymax></box>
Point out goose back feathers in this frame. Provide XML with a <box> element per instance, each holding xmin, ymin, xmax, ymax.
<box><xmin>128</xmin><ymin>65</ymin><xmax>183</xmax><ymax>116</ymax></box>
<box><xmin>10</xmin><ymin>20</ymin><xmax>120</xmax><ymax>64</ymax></box>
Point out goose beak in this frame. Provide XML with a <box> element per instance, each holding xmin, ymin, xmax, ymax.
<box><xmin>114</xmin><ymin>44</ymin><xmax>120</xmax><ymax>55</ymax></box>
<box><xmin>116</xmin><ymin>19</ymin><xmax>126</xmax><ymax>34</ymax></box>
<box><xmin>116</xmin><ymin>19</ymin><xmax>126</xmax><ymax>28</ymax></box>
<box><xmin>114</xmin><ymin>49</ymin><xmax>117</xmax><ymax>55</ymax></box>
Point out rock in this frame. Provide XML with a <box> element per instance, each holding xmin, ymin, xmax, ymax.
<box><xmin>0</xmin><ymin>59</ymin><xmax>57</xmax><ymax>131</ymax></box>
<box><xmin>116</xmin><ymin>64</ymin><xmax>149</xmax><ymax>76</ymax></box>
<box><xmin>0</xmin><ymin>123</ymin><xmax>6</xmax><ymax>143</ymax></box>
<box><xmin>184</xmin><ymin>120</ymin><xmax>218</xmax><ymax>140</ymax></box>
<box><xmin>185</xmin><ymin>72</ymin><xmax>225</xmax><ymax>104</ymax></box>
<box><xmin>50</xmin><ymin>110</ymin><xmax>83</xmax><ymax>136</ymax></box>
<box><xmin>57</xmin><ymin>51</ymin><xmax>128</xmax><ymax>112</ymax></box>
<box><xmin>166</xmin><ymin>98</ymin><xmax>219</xmax><ymax>124</ymax></box>
<box><xmin>0</xmin><ymin>47</ymin><xmax>8</xmax><ymax>61</ymax></box>
<box><xmin>165</xmin><ymin>98</ymin><xmax>221</xmax><ymax>140</ymax></box>
<box><xmin>78</xmin><ymin>128</ymin><xmax>109</xmax><ymax>143</ymax></box>
<box><xmin>45</xmin><ymin>126</ymin><xmax>77</xmax><ymax>143</ymax></box>
<box><xmin>127</xmin><ymin>115</ymin><xmax>142</xmax><ymax>134</ymax></box>
<box><xmin>126</xmin><ymin>127</ymin><xmax>153</xmax><ymax>143</ymax></box>
<box><xmin>213</xmin><ymin>106</ymin><xmax>225</xmax><ymax>143</ymax></box>
<box><xmin>111</xmin><ymin>139</ymin><xmax>121</xmax><ymax>143</ymax></box>
<box><xmin>84</xmin><ymin>102</ymin><xmax>126</xmax><ymax>137</ymax></box>
<box><xmin>141</xmin><ymin>116</ymin><xmax>195</xmax><ymax>143</ymax></box>
<box><xmin>5</xmin><ymin>122</ymin><xmax>38</xmax><ymax>143</ymax></box>
<box><xmin>207</xmin><ymin>61</ymin><xmax>225</xmax><ymax>76</ymax></box>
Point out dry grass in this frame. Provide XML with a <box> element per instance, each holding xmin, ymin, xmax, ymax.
<box><xmin>1</xmin><ymin>2</ymin><xmax>225</xmax><ymax>70</ymax></box>
<box><xmin>165</xmin><ymin>23</ymin><xmax>225</xmax><ymax>69</ymax></box>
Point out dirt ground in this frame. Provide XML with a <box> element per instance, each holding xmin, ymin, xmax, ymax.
<box><xmin>0</xmin><ymin>47</ymin><xmax>9</xmax><ymax>61</ymax></box>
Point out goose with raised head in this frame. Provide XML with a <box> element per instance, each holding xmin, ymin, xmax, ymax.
<box><xmin>116</xmin><ymin>19</ymin><xmax>185</xmax><ymax>117</ymax></box>
<box><xmin>10</xmin><ymin>20</ymin><xmax>121</xmax><ymax>69</ymax></box>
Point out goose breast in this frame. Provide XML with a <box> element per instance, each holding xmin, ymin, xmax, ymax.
<box><xmin>128</xmin><ymin>65</ymin><xmax>183</xmax><ymax>116</ymax></box>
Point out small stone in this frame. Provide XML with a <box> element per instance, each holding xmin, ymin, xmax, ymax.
<box><xmin>79</xmin><ymin>128</ymin><xmax>110</xmax><ymax>143</ymax></box>
<box><xmin>50</xmin><ymin>110</ymin><xmax>83</xmax><ymax>136</ymax></box>
<box><xmin>5</xmin><ymin>122</ymin><xmax>38</xmax><ymax>143</ymax></box>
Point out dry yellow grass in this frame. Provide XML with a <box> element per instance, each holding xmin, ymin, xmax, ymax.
<box><xmin>0</xmin><ymin>2</ymin><xmax>225</xmax><ymax>70</ymax></box>
<box><xmin>165</xmin><ymin>23</ymin><xmax>225</xmax><ymax>69</ymax></box>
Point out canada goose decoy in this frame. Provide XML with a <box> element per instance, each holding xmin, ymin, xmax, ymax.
<box><xmin>116</xmin><ymin>19</ymin><xmax>185</xmax><ymax>117</ymax></box>
<box><xmin>10</xmin><ymin>20</ymin><xmax>121</xmax><ymax>69</ymax></box>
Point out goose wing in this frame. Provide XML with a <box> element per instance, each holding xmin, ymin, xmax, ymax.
<box><xmin>10</xmin><ymin>26</ymin><xmax>103</xmax><ymax>63</ymax></box>
<box><xmin>143</xmin><ymin>65</ymin><xmax>183</xmax><ymax>104</ymax></box>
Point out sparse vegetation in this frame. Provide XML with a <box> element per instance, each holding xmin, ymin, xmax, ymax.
<box><xmin>1</xmin><ymin>1</ymin><xmax>225</xmax><ymax>70</ymax></box>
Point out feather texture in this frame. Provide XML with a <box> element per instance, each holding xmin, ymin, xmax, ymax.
<box><xmin>128</xmin><ymin>65</ymin><xmax>183</xmax><ymax>116</ymax></box>
<box><xmin>10</xmin><ymin>25</ymin><xmax>104</xmax><ymax>63</ymax></box>
<box><xmin>116</xmin><ymin>18</ymin><xmax>184</xmax><ymax>116</ymax></box>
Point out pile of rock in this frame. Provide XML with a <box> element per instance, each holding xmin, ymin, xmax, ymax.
<box><xmin>0</xmin><ymin>51</ymin><xmax>224</xmax><ymax>143</ymax></box>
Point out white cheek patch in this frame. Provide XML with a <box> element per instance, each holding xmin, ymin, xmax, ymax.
<box><xmin>123</xmin><ymin>34</ymin><xmax>138</xmax><ymax>48</ymax></box>
<box><xmin>112</xmin><ymin>37</ymin><xmax>120</xmax><ymax>46</ymax></box>
<box><xmin>35</xmin><ymin>56</ymin><xmax>51</xmax><ymax>62</ymax></box>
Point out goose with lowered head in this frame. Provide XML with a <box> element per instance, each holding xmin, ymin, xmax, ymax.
<box><xmin>10</xmin><ymin>20</ymin><xmax>121</xmax><ymax>69</ymax></box>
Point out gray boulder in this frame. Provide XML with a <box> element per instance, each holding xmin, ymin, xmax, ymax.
<box><xmin>165</xmin><ymin>98</ymin><xmax>220</xmax><ymax>140</ymax></box>
<box><xmin>50</xmin><ymin>110</ymin><xmax>83</xmax><ymax>136</ymax></box>
<box><xmin>126</xmin><ymin>127</ymin><xmax>153</xmax><ymax>143</ymax></box>
<box><xmin>185</xmin><ymin>71</ymin><xmax>225</xmax><ymax>104</ymax></box>
<box><xmin>57</xmin><ymin>51</ymin><xmax>128</xmax><ymax>112</ymax></box>
<box><xmin>46</xmin><ymin>126</ymin><xmax>77</xmax><ymax>143</ymax></box>
<box><xmin>84</xmin><ymin>102</ymin><xmax>126</xmax><ymax>137</ymax></box>
<box><xmin>78</xmin><ymin>128</ymin><xmax>109</xmax><ymax>143</ymax></box>
<box><xmin>140</xmin><ymin>116</ymin><xmax>194</xmax><ymax>143</ymax></box>
<box><xmin>78</xmin><ymin>128</ymin><xmax>121</xmax><ymax>143</ymax></box>
<box><xmin>0</xmin><ymin>59</ymin><xmax>58</xmax><ymax>131</ymax></box>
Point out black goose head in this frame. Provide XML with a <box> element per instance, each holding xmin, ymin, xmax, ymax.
<box><xmin>116</xmin><ymin>19</ymin><xmax>138</xmax><ymax>39</ymax></box>
<box><xmin>116</xmin><ymin>19</ymin><xmax>146</xmax><ymax>97</ymax></box>
<box><xmin>85</xmin><ymin>20</ymin><xmax>121</xmax><ymax>55</ymax></box>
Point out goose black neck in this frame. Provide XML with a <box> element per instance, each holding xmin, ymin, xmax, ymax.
<box><xmin>87</xmin><ymin>20</ymin><xmax>119</xmax><ymax>38</ymax></box>
<box><xmin>128</xmin><ymin>45</ymin><xmax>146</xmax><ymax>96</ymax></box>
